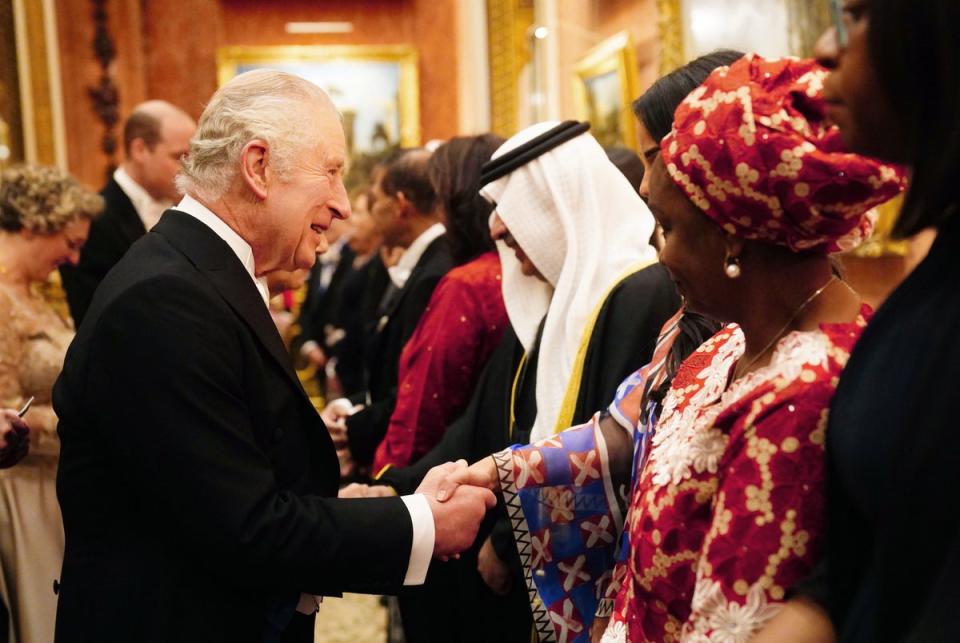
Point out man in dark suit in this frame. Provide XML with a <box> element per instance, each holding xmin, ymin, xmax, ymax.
<box><xmin>294</xmin><ymin>218</ymin><xmax>355</xmax><ymax>386</ymax></box>
<box><xmin>324</xmin><ymin>150</ymin><xmax>453</xmax><ymax>471</ymax></box>
<box><xmin>59</xmin><ymin>100</ymin><xmax>195</xmax><ymax>325</ymax></box>
<box><xmin>52</xmin><ymin>70</ymin><xmax>494</xmax><ymax>643</ymax></box>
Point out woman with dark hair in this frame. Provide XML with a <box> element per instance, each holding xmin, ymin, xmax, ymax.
<box><xmin>428</xmin><ymin>134</ymin><xmax>504</xmax><ymax>265</ymax></box>
<box><xmin>754</xmin><ymin>1</ymin><xmax>960</xmax><ymax>641</ymax></box>
<box><xmin>632</xmin><ymin>49</ymin><xmax>744</xmax><ymax>198</ymax></box>
<box><xmin>371</xmin><ymin>134</ymin><xmax>508</xmax><ymax>474</ymax></box>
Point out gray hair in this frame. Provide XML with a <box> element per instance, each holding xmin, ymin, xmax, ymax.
<box><xmin>177</xmin><ymin>70</ymin><xmax>331</xmax><ymax>201</ymax></box>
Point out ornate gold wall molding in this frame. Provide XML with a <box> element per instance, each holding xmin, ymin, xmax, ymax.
<box><xmin>656</xmin><ymin>0</ymin><xmax>684</xmax><ymax>76</ymax></box>
<box><xmin>787</xmin><ymin>0</ymin><xmax>832</xmax><ymax>57</ymax></box>
<box><xmin>0</xmin><ymin>0</ymin><xmax>22</xmax><ymax>168</ymax></box>
<box><xmin>12</xmin><ymin>0</ymin><xmax>65</xmax><ymax>167</ymax></box>
<box><xmin>486</xmin><ymin>0</ymin><xmax>533</xmax><ymax>138</ymax></box>
<box><xmin>88</xmin><ymin>0</ymin><xmax>120</xmax><ymax>179</ymax></box>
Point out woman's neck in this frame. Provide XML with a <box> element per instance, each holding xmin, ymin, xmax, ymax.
<box><xmin>0</xmin><ymin>234</ymin><xmax>35</xmax><ymax>295</ymax></box>
<box><xmin>731</xmin><ymin>255</ymin><xmax>859</xmax><ymax>378</ymax></box>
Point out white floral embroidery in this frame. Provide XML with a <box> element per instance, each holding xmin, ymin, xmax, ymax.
<box><xmin>647</xmin><ymin>326</ymin><xmax>835</xmax><ymax>488</ymax></box>
<box><xmin>648</xmin><ymin>329</ymin><xmax>742</xmax><ymax>486</ymax></box>
<box><xmin>599</xmin><ymin>619</ymin><xmax>628</xmax><ymax>643</ymax></box>
<box><xmin>683</xmin><ymin>579</ymin><xmax>782</xmax><ymax>642</ymax></box>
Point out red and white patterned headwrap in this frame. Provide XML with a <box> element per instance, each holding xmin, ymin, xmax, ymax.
<box><xmin>660</xmin><ymin>54</ymin><xmax>906</xmax><ymax>254</ymax></box>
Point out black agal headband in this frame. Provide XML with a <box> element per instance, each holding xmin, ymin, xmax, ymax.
<box><xmin>478</xmin><ymin>120</ymin><xmax>590</xmax><ymax>188</ymax></box>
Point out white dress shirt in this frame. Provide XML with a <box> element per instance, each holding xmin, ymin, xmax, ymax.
<box><xmin>113</xmin><ymin>167</ymin><xmax>171</xmax><ymax>231</ymax></box>
<box><xmin>387</xmin><ymin>222</ymin><xmax>446</xmax><ymax>288</ymax></box>
<box><xmin>175</xmin><ymin>195</ymin><xmax>436</xmax><ymax>591</ymax></box>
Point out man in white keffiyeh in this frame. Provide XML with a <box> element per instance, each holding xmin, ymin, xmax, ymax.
<box><xmin>480</xmin><ymin>120</ymin><xmax>662</xmax><ymax>443</ymax></box>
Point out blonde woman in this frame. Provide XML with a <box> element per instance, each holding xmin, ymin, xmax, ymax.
<box><xmin>0</xmin><ymin>164</ymin><xmax>102</xmax><ymax>643</ymax></box>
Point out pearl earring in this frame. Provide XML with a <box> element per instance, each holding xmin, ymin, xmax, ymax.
<box><xmin>724</xmin><ymin>255</ymin><xmax>741</xmax><ymax>279</ymax></box>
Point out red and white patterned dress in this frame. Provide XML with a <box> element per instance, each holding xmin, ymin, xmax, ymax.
<box><xmin>602</xmin><ymin>306</ymin><xmax>870</xmax><ymax>642</ymax></box>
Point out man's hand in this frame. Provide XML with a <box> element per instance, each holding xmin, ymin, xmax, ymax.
<box><xmin>320</xmin><ymin>399</ymin><xmax>361</xmax><ymax>449</ymax></box>
<box><xmin>336</xmin><ymin>447</ymin><xmax>355</xmax><ymax>478</ymax></box>
<box><xmin>303</xmin><ymin>344</ymin><xmax>327</xmax><ymax>369</ymax></box>
<box><xmin>477</xmin><ymin>536</ymin><xmax>512</xmax><ymax>595</ymax></box>
<box><xmin>0</xmin><ymin>410</ymin><xmax>29</xmax><ymax>469</ymax></box>
<box><xmin>434</xmin><ymin>456</ymin><xmax>498</xmax><ymax>502</ymax></box>
<box><xmin>338</xmin><ymin>483</ymin><xmax>398</xmax><ymax>499</ymax></box>
<box><xmin>417</xmin><ymin>461</ymin><xmax>497</xmax><ymax>558</ymax></box>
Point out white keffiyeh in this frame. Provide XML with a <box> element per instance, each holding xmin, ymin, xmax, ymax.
<box><xmin>481</xmin><ymin>122</ymin><xmax>658</xmax><ymax>442</ymax></box>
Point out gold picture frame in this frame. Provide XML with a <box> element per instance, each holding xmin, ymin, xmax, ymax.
<box><xmin>2</xmin><ymin>0</ymin><xmax>65</xmax><ymax>169</ymax></box>
<box><xmin>572</xmin><ymin>32</ymin><xmax>640</xmax><ymax>151</ymax></box>
<box><xmin>217</xmin><ymin>45</ymin><xmax>421</xmax><ymax>181</ymax></box>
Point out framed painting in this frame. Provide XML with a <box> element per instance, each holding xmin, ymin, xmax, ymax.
<box><xmin>217</xmin><ymin>45</ymin><xmax>420</xmax><ymax>191</ymax></box>
<box><xmin>572</xmin><ymin>32</ymin><xmax>640</xmax><ymax>151</ymax></box>
<box><xmin>657</xmin><ymin>0</ymin><xmax>832</xmax><ymax>70</ymax></box>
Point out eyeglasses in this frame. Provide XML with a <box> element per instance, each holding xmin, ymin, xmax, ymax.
<box><xmin>830</xmin><ymin>0</ymin><xmax>869</xmax><ymax>49</ymax></box>
<box><xmin>830</xmin><ymin>0</ymin><xmax>849</xmax><ymax>48</ymax></box>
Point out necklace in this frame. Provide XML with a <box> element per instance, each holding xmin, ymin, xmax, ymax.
<box><xmin>731</xmin><ymin>276</ymin><xmax>839</xmax><ymax>382</ymax></box>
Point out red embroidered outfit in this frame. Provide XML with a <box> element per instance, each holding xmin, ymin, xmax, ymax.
<box><xmin>373</xmin><ymin>252</ymin><xmax>507</xmax><ymax>472</ymax></box>
<box><xmin>602</xmin><ymin>307</ymin><xmax>870</xmax><ymax>642</ymax></box>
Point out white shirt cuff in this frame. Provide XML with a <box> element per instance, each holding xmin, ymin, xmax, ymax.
<box><xmin>400</xmin><ymin>493</ymin><xmax>435</xmax><ymax>585</ymax></box>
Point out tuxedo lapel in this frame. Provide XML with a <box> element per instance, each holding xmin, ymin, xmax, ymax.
<box><xmin>380</xmin><ymin>235</ymin><xmax>446</xmax><ymax>321</ymax></box>
<box><xmin>103</xmin><ymin>178</ymin><xmax>148</xmax><ymax>244</ymax></box>
<box><xmin>153</xmin><ymin>211</ymin><xmax>309</xmax><ymax>401</ymax></box>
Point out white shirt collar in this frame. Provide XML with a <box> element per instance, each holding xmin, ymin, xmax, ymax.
<box><xmin>113</xmin><ymin>167</ymin><xmax>171</xmax><ymax>231</ymax></box>
<box><xmin>175</xmin><ymin>194</ymin><xmax>271</xmax><ymax>307</ymax></box>
<box><xmin>388</xmin><ymin>222</ymin><xmax>446</xmax><ymax>288</ymax></box>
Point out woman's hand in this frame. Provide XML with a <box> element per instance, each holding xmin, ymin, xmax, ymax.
<box><xmin>590</xmin><ymin>616</ymin><xmax>610</xmax><ymax>643</ymax></box>
<box><xmin>477</xmin><ymin>536</ymin><xmax>512</xmax><ymax>595</ymax></box>
<box><xmin>748</xmin><ymin>597</ymin><xmax>835</xmax><ymax>643</ymax></box>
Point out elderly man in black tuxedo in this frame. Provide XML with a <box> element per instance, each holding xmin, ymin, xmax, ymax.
<box><xmin>52</xmin><ymin>70</ymin><xmax>494</xmax><ymax>643</ymax></box>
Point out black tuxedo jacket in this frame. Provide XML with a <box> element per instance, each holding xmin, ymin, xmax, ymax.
<box><xmin>53</xmin><ymin>211</ymin><xmax>414</xmax><ymax>643</ymax></box>
<box><xmin>297</xmin><ymin>244</ymin><xmax>356</xmax><ymax>352</ymax></box>
<box><xmin>346</xmin><ymin>235</ymin><xmax>453</xmax><ymax>467</ymax></box>
<box><xmin>60</xmin><ymin>177</ymin><xmax>147</xmax><ymax>325</ymax></box>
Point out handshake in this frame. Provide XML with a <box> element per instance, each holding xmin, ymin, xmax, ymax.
<box><xmin>341</xmin><ymin>458</ymin><xmax>499</xmax><ymax>559</ymax></box>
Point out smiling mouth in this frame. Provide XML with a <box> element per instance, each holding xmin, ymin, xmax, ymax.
<box><xmin>311</xmin><ymin>224</ymin><xmax>325</xmax><ymax>234</ymax></box>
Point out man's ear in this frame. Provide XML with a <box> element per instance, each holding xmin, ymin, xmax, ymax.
<box><xmin>239</xmin><ymin>139</ymin><xmax>270</xmax><ymax>200</ymax></box>
<box><xmin>128</xmin><ymin>138</ymin><xmax>149</xmax><ymax>163</ymax></box>
<box><xmin>395</xmin><ymin>191</ymin><xmax>416</xmax><ymax>220</ymax></box>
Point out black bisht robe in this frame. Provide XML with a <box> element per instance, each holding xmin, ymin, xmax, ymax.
<box><xmin>379</xmin><ymin>262</ymin><xmax>680</xmax><ymax>642</ymax></box>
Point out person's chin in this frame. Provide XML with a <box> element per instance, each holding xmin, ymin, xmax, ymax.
<box><xmin>295</xmin><ymin>252</ymin><xmax>318</xmax><ymax>271</ymax></box>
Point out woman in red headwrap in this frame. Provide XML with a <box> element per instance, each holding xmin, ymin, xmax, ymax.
<box><xmin>438</xmin><ymin>53</ymin><xmax>904</xmax><ymax>643</ymax></box>
<box><xmin>594</xmin><ymin>54</ymin><xmax>904</xmax><ymax>642</ymax></box>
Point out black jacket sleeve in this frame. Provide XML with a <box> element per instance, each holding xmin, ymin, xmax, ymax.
<box><xmin>82</xmin><ymin>276</ymin><xmax>414</xmax><ymax>596</ymax></box>
<box><xmin>376</xmin><ymin>329</ymin><xmax>520</xmax><ymax>494</ymax></box>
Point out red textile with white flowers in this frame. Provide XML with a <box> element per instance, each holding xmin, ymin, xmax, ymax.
<box><xmin>602</xmin><ymin>306</ymin><xmax>870</xmax><ymax>642</ymax></box>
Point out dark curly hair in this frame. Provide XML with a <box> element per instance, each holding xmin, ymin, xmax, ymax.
<box><xmin>427</xmin><ymin>134</ymin><xmax>504</xmax><ymax>266</ymax></box>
